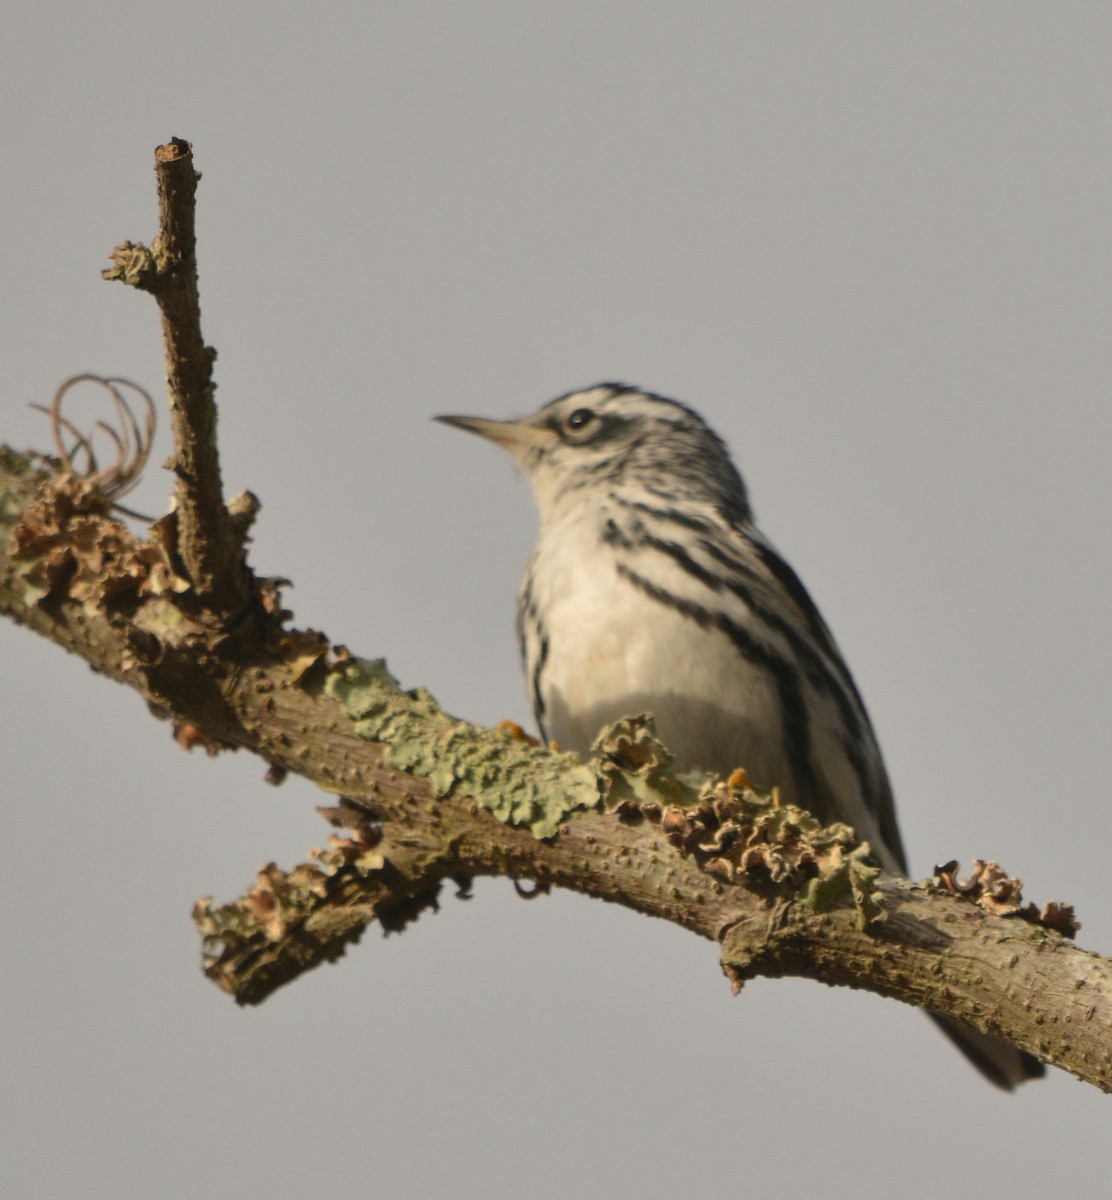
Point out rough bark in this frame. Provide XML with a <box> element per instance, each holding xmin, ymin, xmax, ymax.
<box><xmin>102</xmin><ymin>137</ymin><xmax>250</xmax><ymax>619</ymax></box>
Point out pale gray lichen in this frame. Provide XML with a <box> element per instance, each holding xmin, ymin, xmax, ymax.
<box><xmin>324</xmin><ymin>656</ymin><xmax>599</xmax><ymax>838</ymax></box>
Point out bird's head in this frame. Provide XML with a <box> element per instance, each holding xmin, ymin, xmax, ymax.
<box><xmin>437</xmin><ymin>383</ymin><xmax>751</xmax><ymax>523</ymax></box>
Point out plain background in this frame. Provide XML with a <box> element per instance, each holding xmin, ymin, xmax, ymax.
<box><xmin>3</xmin><ymin>4</ymin><xmax>1111</xmax><ymax>1197</ymax></box>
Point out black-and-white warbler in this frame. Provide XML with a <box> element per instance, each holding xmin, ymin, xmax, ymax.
<box><xmin>438</xmin><ymin>383</ymin><xmax>1042</xmax><ymax>1090</ymax></box>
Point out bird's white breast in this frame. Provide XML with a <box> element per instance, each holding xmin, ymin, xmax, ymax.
<box><xmin>523</xmin><ymin>505</ymin><xmax>793</xmax><ymax>791</ymax></box>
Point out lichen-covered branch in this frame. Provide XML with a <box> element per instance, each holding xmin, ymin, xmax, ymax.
<box><xmin>1</xmin><ymin>444</ymin><xmax>1109</xmax><ymax>1089</ymax></box>
<box><xmin>102</xmin><ymin>138</ymin><xmax>249</xmax><ymax>618</ymax></box>
<box><xmin>3</xmin><ymin>139</ymin><xmax>1109</xmax><ymax>1093</ymax></box>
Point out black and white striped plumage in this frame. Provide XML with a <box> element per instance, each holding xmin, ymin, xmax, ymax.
<box><xmin>439</xmin><ymin>383</ymin><xmax>1042</xmax><ymax>1090</ymax></box>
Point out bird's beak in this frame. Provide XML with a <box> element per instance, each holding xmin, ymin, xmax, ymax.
<box><xmin>435</xmin><ymin>414</ymin><xmax>556</xmax><ymax>449</ymax></box>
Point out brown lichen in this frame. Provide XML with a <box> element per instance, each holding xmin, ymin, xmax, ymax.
<box><xmin>11</xmin><ymin>473</ymin><xmax>189</xmax><ymax>611</ymax></box>
<box><xmin>594</xmin><ymin>714</ymin><xmax>885</xmax><ymax>928</ymax></box>
<box><xmin>931</xmin><ymin>860</ymin><xmax>1080</xmax><ymax>939</ymax></box>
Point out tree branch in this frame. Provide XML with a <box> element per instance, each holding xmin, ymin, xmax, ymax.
<box><xmin>3</xmin><ymin>140</ymin><xmax>1109</xmax><ymax>1093</ymax></box>
<box><xmin>1</xmin><ymin>444</ymin><xmax>1107</xmax><ymax>1087</ymax></box>
<box><xmin>102</xmin><ymin>138</ymin><xmax>249</xmax><ymax>619</ymax></box>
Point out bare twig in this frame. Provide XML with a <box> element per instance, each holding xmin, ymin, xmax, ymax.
<box><xmin>102</xmin><ymin>138</ymin><xmax>250</xmax><ymax>618</ymax></box>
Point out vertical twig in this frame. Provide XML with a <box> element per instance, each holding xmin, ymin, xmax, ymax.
<box><xmin>103</xmin><ymin>137</ymin><xmax>250</xmax><ymax>618</ymax></box>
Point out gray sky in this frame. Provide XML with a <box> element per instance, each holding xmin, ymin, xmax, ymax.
<box><xmin>3</xmin><ymin>4</ymin><xmax>1111</xmax><ymax>1197</ymax></box>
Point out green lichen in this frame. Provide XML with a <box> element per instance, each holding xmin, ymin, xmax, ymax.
<box><xmin>0</xmin><ymin>445</ymin><xmax>32</xmax><ymax>478</ymax></box>
<box><xmin>593</xmin><ymin>714</ymin><xmax>705</xmax><ymax>809</ymax></box>
<box><xmin>798</xmin><ymin>843</ymin><xmax>884</xmax><ymax>929</ymax></box>
<box><xmin>0</xmin><ymin>451</ymin><xmax>33</xmax><ymax>536</ymax></box>
<box><xmin>325</xmin><ymin>657</ymin><xmax>599</xmax><ymax>838</ymax></box>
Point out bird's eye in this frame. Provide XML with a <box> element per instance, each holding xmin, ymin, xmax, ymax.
<box><xmin>566</xmin><ymin>408</ymin><xmax>596</xmax><ymax>431</ymax></box>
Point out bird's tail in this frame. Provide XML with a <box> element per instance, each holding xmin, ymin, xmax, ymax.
<box><xmin>931</xmin><ymin>1014</ymin><xmax>1044</xmax><ymax>1090</ymax></box>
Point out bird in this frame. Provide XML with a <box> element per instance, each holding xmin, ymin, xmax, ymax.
<box><xmin>437</xmin><ymin>382</ymin><xmax>1043</xmax><ymax>1090</ymax></box>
